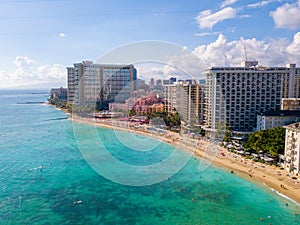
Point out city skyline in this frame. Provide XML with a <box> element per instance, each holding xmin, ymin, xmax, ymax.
<box><xmin>1</xmin><ymin>0</ymin><xmax>300</xmax><ymax>89</ymax></box>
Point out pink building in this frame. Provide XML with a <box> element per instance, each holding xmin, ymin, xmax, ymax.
<box><xmin>133</xmin><ymin>94</ymin><xmax>164</xmax><ymax>116</ymax></box>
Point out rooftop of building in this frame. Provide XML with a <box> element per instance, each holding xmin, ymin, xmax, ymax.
<box><xmin>68</xmin><ymin>61</ymin><xmax>135</xmax><ymax>68</ymax></box>
<box><xmin>205</xmin><ymin>61</ymin><xmax>298</xmax><ymax>72</ymax></box>
<box><xmin>284</xmin><ymin>122</ymin><xmax>300</xmax><ymax>131</ymax></box>
<box><xmin>282</xmin><ymin>98</ymin><xmax>300</xmax><ymax>101</ymax></box>
<box><xmin>163</xmin><ymin>80</ymin><xmax>200</xmax><ymax>86</ymax></box>
<box><xmin>260</xmin><ymin>110</ymin><xmax>300</xmax><ymax>117</ymax></box>
<box><xmin>50</xmin><ymin>87</ymin><xmax>67</xmax><ymax>91</ymax></box>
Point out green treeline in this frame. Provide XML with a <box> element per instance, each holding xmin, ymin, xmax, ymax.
<box><xmin>48</xmin><ymin>98</ymin><xmax>72</xmax><ymax>113</ymax></box>
<box><xmin>243</xmin><ymin>127</ymin><xmax>286</xmax><ymax>158</ymax></box>
<box><xmin>147</xmin><ymin>111</ymin><xmax>181</xmax><ymax>130</ymax></box>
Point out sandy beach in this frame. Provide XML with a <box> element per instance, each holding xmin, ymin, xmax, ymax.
<box><xmin>70</xmin><ymin>116</ymin><xmax>300</xmax><ymax>206</ymax></box>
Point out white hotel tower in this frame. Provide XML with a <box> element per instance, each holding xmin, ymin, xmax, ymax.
<box><xmin>284</xmin><ymin>122</ymin><xmax>300</xmax><ymax>175</ymax></box>
<box><xmin>203</xmin><ymin>61</ymin><xmax>300</xmax><ymax>137</ymax></box>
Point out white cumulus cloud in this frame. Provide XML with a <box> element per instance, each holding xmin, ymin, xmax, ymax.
<box><xmin>286</xmin><ymin>32</ymin><xmax>300</xmax><ymax>55</ymax></box>
<box><xmin>195</xmin><ymin>7</ymin><xmax>237</xmax><ymax>29</ymax></box>
<box><xmin>14</xmin><ymin>56</ymin><xmax>36</xmax><ymax>67</ymax></box>
<box><xmin>135</xmin><ymin>48</ymin><xmax>207</xmax><ymax>82</ymax></box>
<box><xmin>163</xmin><ymin>48</ymin><xmax>206</xmax><ymax>80</ymax></box>
<box><xmin>192</xmin><ymin>33</ymin><xmax>300</xmax><ymax>67</ymax></box>
<box><xmin>270</xmin><ymin>0</ymin><xmax>300</xmax><ymax>29</ymax></box>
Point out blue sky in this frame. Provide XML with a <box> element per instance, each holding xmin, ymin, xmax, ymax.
<box><xmin>1</xmin><ymin>0</ymin><xmax>300</xmax><ymax>88</ymax></box>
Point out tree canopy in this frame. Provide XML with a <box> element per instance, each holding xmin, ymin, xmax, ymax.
<box><xmin>147</xmin><ymin>111</ymin><xmax>181</xmax><ymax>130</ymax></box>
<box><xmin>243</xmin><ymin>127</ymin><xmax>286</xmax><ymax>158</ymax></box>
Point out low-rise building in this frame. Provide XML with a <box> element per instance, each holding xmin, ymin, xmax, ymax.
<box><xmin>50</xmin><ymin>87</ymin><xmax>68</xmax><ymax>102</ymax></box>
<box><xmin>149</xmin><ymin>103</ymin><xmax>164</xmax><ymax>114</ymax></box>
<box><xmin>133</xmin><ymin>94</ymin><xmax>164</xmax><ymax>116</ymax></box>
<box><xmin>257</xmin><ymin>110</ymin><xmax>300</xmax><ymax>130</ymax></box>
<box><xmin>281</xmin><ymin>98</ymin><xmax>300</xmax><ymax>110</ymax></box>
<box><xmin>283</xmin><ymin>123</ymin><xmax>300</xmax><ymax>175</ymax></box>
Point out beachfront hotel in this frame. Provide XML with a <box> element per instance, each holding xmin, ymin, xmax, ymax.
<box><xmin>67</xmin><ymin>61</ymin><xmax>137</xmax><ymax>109</ymax></box>
<box><xmin>164</xmin><ymin>80</ymin><xmax>205</xmax><ymax>132</ymax></box>
<box><xmin>164</xmin><ymin>83</ymin><xmax>179</xmax><ymax>114</ymax></box>
<box><xmin>133</xmin><ymin>94</ymin><xmax>164</xmax><ymax>116</ymax></box>
<box><xmin>203</xmin><ymin>61</ymin><xmax>300</xmax><ymax>138</ymax></box>
<box><xmin>181</xmin><ymin>82</ymin><xmax>205</xmax><ymax>132</ymax></box>
<box><xmin>283</xmin><ymin>122</ymin><xmax>300</xmax><ymax>175</ymax></box>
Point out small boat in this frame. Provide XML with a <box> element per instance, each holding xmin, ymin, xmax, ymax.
<box><xmin>73</xmin><ymin>200</ymin><xmax>82</xmax><ymax>204</ymax></box>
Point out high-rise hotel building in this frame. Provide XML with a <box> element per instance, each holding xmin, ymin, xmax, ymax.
<box><xmin>67</xmin><ymin>61</ymin><xmax>137</xmax><ymax>109</ymax></box>
<box><xmin>203</xmin><ymin>61</ymin><xmax>300</xmax><ymax>136</ymax></box>
<box><xmin>181</xmin><ymin>82</ymin><xmax>205</xmax><ymax>131</ymax></box>
<box><xmin>164</xmin><ymin>80</ymin><xmax>205</xmax><ymax>132</ymax></box>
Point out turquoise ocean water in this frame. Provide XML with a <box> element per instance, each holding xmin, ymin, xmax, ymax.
<box><xmin>0</xmin><ymin>90</ymin><xmax>299</xmax><ymax>225</ymax></box>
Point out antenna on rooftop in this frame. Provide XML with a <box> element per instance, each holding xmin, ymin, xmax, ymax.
<box><xmin>243</xmin><ymin>44</ymin><xmax>248</xmax><ymax>62</ymax></box>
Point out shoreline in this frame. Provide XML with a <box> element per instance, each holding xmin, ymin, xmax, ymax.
<box><xmin>69</xmin><ymin>115</ymin><xmax>300</xmax><ymax>206</ymax></box>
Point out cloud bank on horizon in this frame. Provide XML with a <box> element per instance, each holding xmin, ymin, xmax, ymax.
<box><xmin>0</xmin><ymin>56</ymin><xmax>66</xmax><ymax>89</ymax></box>
<box><xmin>0</xmin><ymin>0</ymin><xmax>300</xmax><ymax>88</ymax></box>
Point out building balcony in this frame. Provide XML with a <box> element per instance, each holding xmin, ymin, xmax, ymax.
<box><xmin>286</xmin><ymin>149</ymin><xmax>294</xmax><ymax>155</ymax></box>
<box><xmin>285</xmin><ymin>155</ymin><xmax>292</xmax><ymax>163</ymax></box>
